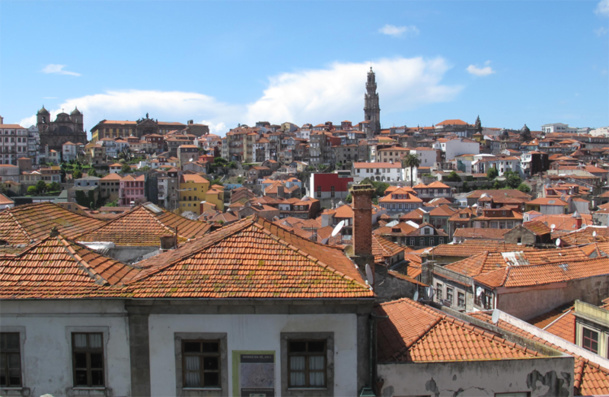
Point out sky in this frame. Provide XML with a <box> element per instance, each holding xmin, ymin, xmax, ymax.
<box><xmin>1</xmin><ymin>0</ymin><xmax>608</xmax><ymax>137</ymax></box>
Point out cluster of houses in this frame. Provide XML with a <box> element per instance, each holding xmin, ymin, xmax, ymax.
<box><xmin>2</xmin><ymin>109</ymin><xmax>609</xmax><ymax>395</ymax></box>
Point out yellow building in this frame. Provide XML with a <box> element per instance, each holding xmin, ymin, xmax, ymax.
<box><xmin>204</xmin><ymin>184</ymin><xmax>225</xmax><ymax>212</ymax></box>
<box><xmin>178</xmin><ymin>173</ymin><xmax>210</xmax><ymax>215</ymax></box>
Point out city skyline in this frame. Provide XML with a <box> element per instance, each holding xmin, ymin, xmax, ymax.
<box><xmin>1</xmin><ymin>0</ymin><xmax>608</xmax><ymax>135</ymax></box>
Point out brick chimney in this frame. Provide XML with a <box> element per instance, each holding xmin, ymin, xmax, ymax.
<box><xmin>350</xmin><ymin>185</ymin><xmax>375</xmax><ymax>287</ymax></box>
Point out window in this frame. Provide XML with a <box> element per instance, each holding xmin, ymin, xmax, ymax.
<box><xmin>446</xmin><ymin>288</ymin><xmax>453</xmax><ymax>305</ymax></box>
<box><xmin>182</xmin><ymin>340</ymin><xmax>220</xmax><ymax>387</ymax></box>
<box><xmin>582</xmin><ymin>327</ymin><xmax>599</xmax><ymax>353</ymax></box>
<box><xmin>436</xmin><ymin>283</ymin><xmax>443</xmax><ymax>301</ymax></box>
<box><xmin>72</xmin><ymin>332</ymin><xmax>104</xmax><ymax>387</ymax></box>
<box><xmin>281</xmin><ymin>333</ymin><xmax>333</xmax><ymax>396</ymax></box>
<box><xmin>458</xmin><ymin>292</ymin><xmax>465</xmax><ymax>308</ymax></box>
<box><xmin>0</xmin><ymin>333</ymin><xmax>21</xmax><ymax>387</ymax></box>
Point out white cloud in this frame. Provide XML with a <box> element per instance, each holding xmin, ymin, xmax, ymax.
<box><xmin>466</xmin><ymin>61</ymin><xmax>495</xmax><ymax>77</ymax></box>
<box><xmin>246</xmin><ymin>57</ymin><xmax>461</xmax><ymax>125</ymax></box>
<box><xmin>379</xmin><ymin>24</ymin><xmax>419</xmax><ymax>37</ymax></box>
<box><xmin>42</xmin><ymin>64</ymin><xmax>81</xmax><ymax>77</ymax></box>
<box><xmin>596</xmin><ymin>0</ymin><xmax>609</xmax><ymax>16</ymax></box>
<box><xmin>20</xmin><ymin>57</ymin><xmax>462</xmax><ymax>135</ymax></box>
<box><xmin>595</xmin><ymin>26</ymin><xmax>608</xmax><ymax>35</ymax></box>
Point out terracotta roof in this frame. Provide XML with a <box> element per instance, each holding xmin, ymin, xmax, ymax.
<box><xmin>523</xmin><ymin>220</ymin><xmax>552</xmax><ymax>236</ymax></box>
<box><xmin>474</xmin><ymin>256</ymin><xmax>609</xmax><ymax>289</ymax></box>
<box><xmin>429</xmin><ymin>240</ymin><xmax>536</xmax><ymax>259</ymax></box>
<box><xmin>376</xmin><ymin>298</ymin><xmax>541</xmax><ymax>363</ymax></box>
<box><xmin>124</xmin><ymin>216</ymin><xmax>373</xmax><ymax>299</ymax></box>
<box><xmin>452</xmin><ymin>228</ymin><xmax>510</xmax><ymax>240</ymax></box>
<box><xmin>0</xmin><ymin>234</ymin><xmax>140</xmax><ymax>299</ymax></box>
<box><xmin>76</xmin><ymin>204</ymin><xmax>211</xmax><ymax>246</ymax></box>
<box><xmin>528</xmin><ymin>303</ymin><xmax>575</xmax><ymax>343</ymax></box>
<box><xmin>372</xmin><ymin>235</ymin><xmax>405</xmax><ymax>265</ymax></box>
<box><xmin>469</xmin><ymin>311</ymin><xmax>609</xmax><ymax>396</ymax></box>
<box><xmin>0</xmin><ymin>202</ymin><xmax>106</xmax><ymax>246</ymax></box>
<box><xmin>0</xmin><ymin>193</ymin><xmax>14</xmax><ymax>206</ymax></box>
<box><xmin>444</xmin><ymin>245</ymin><xmax>590</xmax><ymax>276</ymax></box>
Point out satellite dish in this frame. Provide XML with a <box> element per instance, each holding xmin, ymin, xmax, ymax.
<box><xmin>413</xmin><ymin>291</ymin><xmax>419</xmax><ymax>301</ymax></box>
<box><xmin>550</xmin><ymin>224</ymin><xmax>556</xmax><ymax>232</ymax></box>
<box><xmin>332</xmin><ymin>220</ymin><xmax>346</xmax><ymax>237</ymax></box>
<box><xmin>556</xmin><ymin>238</ymin><xmax>561</xmax><ymax>247</ymax></box>
<box><xmin>491</xmin><ymin>310</ymin><xmax>500</xmax><ymax>324</ymax></box>
<box><xmin>593</xmin><ymin>231</ymin><xmax>598</xmax><ymax>237</ymax></box>
<box><xmin>365</xmin><ymin>264</ymin><xmax>374</xmax><ymax>286</ymax></box>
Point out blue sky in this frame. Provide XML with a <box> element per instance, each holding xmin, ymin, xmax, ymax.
<box><xmin>1</xmin><ymin>0</ymin><xmax>608</xmax><ymax>136</ymax></box>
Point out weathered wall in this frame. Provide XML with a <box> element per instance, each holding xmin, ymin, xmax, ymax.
<box><xmin>1</xmin><ymin>300</ymin><xmax>131</xmax><ymax>397</ymax></box>
<box><xmin>378</xmin><ymin>357</ymin><xmax>574</xmax><ymax>397</ymax></box>
<box><xmin>148</xmin><ymin>313</ymin><xmax>360</xmax><ymax>397</ymax></box>
<box><xmin>498</xmin><ymin>276</ymin><xmax>609</xmax><ymax>320</ymax></box>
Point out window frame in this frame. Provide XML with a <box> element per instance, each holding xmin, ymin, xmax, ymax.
<box><xmin>582</xmin><ymin>327</ymin><xmax>599</xmax><ymax>354</ymax></box>
<box><xmin>181</xmin><ymin>339</ymin><xmax>221</xmax><ymax>388</ymax></box>
<box><xmin>71</xmin><ymin>332</ymin><xmax>105</xmax><ymax>388</ymax></box>
<box><xmin>174</xmin><ymin>333</ymin><xmax>227</xmax><ymax>397</ymax></box>
<box><xmin>0</xmin><ymin>331</ymin><xmax>23</xmax><ymax>388</ymax></box>
<box><xmin>281</xmin><ymin>332</ymin><xmax>334</xmax><ymax>397</ymax></box>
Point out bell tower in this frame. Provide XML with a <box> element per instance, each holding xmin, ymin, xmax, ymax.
<box><xmin>364</xmin><ymin>67</ymin><xmax>381</xmax><ymax>138</ymax></box>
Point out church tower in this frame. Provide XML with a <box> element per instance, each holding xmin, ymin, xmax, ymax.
<box><xmin>364</xmin><ymin>67</ymin><xmax>381</xmax><ymax>138</ymax></box>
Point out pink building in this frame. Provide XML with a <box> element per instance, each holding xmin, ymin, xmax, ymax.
<box><xmin>119</xmin><ymin>174</ymin><xmax>146</xmax><ymax>206</ymax></box>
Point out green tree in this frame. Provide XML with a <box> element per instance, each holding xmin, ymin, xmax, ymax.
<box><xmin>27</xmin><ymin>186</ymin><xmax>37</xmax><ymax>195</ymax></box>
<box><xmin>504</xmin><ymin>170</ymin><xmax>523</xmax><ymax>189</ymax></box>
<box><xmin>35</xmin><ymin>180</ymin><xmax>47</xmax><ymax>195</ymax></box>
<box><xmin>121</xmin><ymin>163</ymin><xmax>132</xmax><ymax>173</ymax></box>
<box><xmin>486</xmin><ymin>167</ymin><xmax>498</xmax><ymax>179</ymax></box>
<box><xmin>444</xmin><ymin>171</ymin><xmax>462</xmax><ymax>182</ymax></box>
<box><xmin>48</xmin><ymin>182</ymin><xmax>61</xmax><ymax>192</ymax></box>
<box><xmin>517</xmin><ymin>182</ymin><xmax>531</xmax><ymax>193</ymax></box>
<box><xmin>73</xmin><ymin>170</ymin><xmax>82</xmax><ymax>179</ymax></box>
<box><xmin>402</xmin><ymin>153</ymin><xmax>421</xmax><ymax>187</ymax></box>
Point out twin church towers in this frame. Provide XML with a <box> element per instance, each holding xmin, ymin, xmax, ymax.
<box><xmin>364</xmin><ymin>67</ymin><xmax>381</xmax><ymax>138</ymax></box>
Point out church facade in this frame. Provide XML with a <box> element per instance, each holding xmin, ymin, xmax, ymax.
<box><xmin>36</xmin><ymin>106</ymin><xmax>87</xmax><ymax>153</ymax></box>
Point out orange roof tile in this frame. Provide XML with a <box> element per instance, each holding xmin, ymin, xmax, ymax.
<box><xmin>76</xmin><ymin>204</ymin><xmax>211</xmax><ymax>246</ymax></box>
<box><xmin>468</xmin><ymin>311</ymin><xmax>609</xmax><ymax>396</ymax></box>
<box><xmin>0</xmin><ymin>234</ymin><xmax>140</xmax><ymax>299</ymax></box>
<box><xmin>0</xmin><ymin>202</ymin><xmax>106</xmax><ymax>246</ymax></box>
<box><xmin>376</xmin><ymin>298</ymin><xmax>541</xmax><ymax>363</ymax></box>
<box><xmin>125</xmin><ymin>216</ymin><xmax>373</xmax><ymax>299</ymax></box>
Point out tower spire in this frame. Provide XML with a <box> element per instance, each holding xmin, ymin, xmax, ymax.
<box><xmin>364</xmin><ymin>68</ymin><xmax>381</xmax><ymax>138</ymax></box>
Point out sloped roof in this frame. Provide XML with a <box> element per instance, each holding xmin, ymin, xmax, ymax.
<box><xmin>0</xmin><ymin>234</ymin><xmax>139</xmax><ymax>299</ymax></box>
<box><xmin>474</xmin><ymin>256</ymin><xmax>609</xmax><ymax>289</ymax></box>
<box><xmin>372</xmin><ymin>235</ymin><xmax>405</xmax><ymax>265</ymax></box>
<box><xmin>469</xmin><ymin>311</ymin><xmax>609</xmax><ymax>396</ymax></box>
<box><xmin>376</xmin><ymin>298</ymin><xmax>541</xmax><ymax>363</ymax></box>
<box><xmin>124</xmin><ymin>216</ymin><xmax>373</xmax><ymax>299</ymax></box>
<box><xmin>429</xmin><ymin>240</ymin><xmax>536</xmax><ymax>258</ymax></box>
<box><xmin>0</xmin><ymin>202</ymin><xmax>106</xmax><ymax>246</ymax></box>
<box><xmin>528</xmin><ymin>303</ymin><xmax>575</xmax><ymax>343</ymax></box>
<box><xmin>76</xmin><ymin>204</ymin><xmax>211</xmax><ymax>246</ymax></box>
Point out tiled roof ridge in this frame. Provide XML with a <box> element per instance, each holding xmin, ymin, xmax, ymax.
<box><xmin>253</xmin><ymin>217</ymin><xmax>367</xmax><ymax>288</ymax></box>
<box><xmin>542</xmin><ymin>308</ymin><xmax>574</xmax><ymax>331</ymax></box>
<box><xmin>6</xmin><ymin>210</ymin><xmax>32</xmax><ymax>243</ymax></box>
<box><xmin>126</xmin><ymin>217</ymin><xmax>256</xmax><ymax>283</ymax></box>
<box><xmin>57</xmin><ymin>235</ymin><xmax>109</xmax><ymax>286</ymax></box>
<box><xmin>410</xmin><ymin>312</ymin><xmax>540</xmax><ymax>361</ymax></box>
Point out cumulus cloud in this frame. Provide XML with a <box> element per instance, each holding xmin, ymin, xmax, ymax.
<box><xmin>20</xmin><ymin>57</ymin><xmax>462</xmax><ymax>135</ymax></box>
<box><xmin>596</xmin><ymin>26</ymin><xmax>608</xmax><ymax>35</ymax></box>
<box><xmin>596</xmin><ymin>0</ymin><xmax>609</xmax><ymax>16</ymax></box>
<box><xmin>245</xmin><ymin>57</ymin><xmax>461</xmax><ymax>125</ymax></box>
<box><xmin>379</xmin><ymin>24</ymin><xmax>420</xmax><ymax>37</ymax></box>
<box><xmin>466</xmin><ymin>61</ymin><xmax>495</xmax><ymax>77</ymax></box>
<box><xmin>19</xmin><ymin>90</ymin><xmax>241</xmax><ymax>134</ymax></box>
<box><xmin>42</xmin><ymin>64</ymin><xmax>81</xmax><ymax>77</ymax></box>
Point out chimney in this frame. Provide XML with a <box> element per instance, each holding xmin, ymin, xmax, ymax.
<box><xmin>350</xmin><ymin>184</ymin><xmax>375</xmax><ymax>287</ymax></box>
<box><xmin>321</xmin><ymin>213</ymin><xmax>332</xmax><ymax>228</ymax></box>
<box><xmin>277</xmin><ymin>185</ymin><xmax>285</xmax><ymax>199</ymax></box>
<box><xmin>160</xmin><ymin>235</ymin><xmax>176</xmax><ymax>251</ymax></box>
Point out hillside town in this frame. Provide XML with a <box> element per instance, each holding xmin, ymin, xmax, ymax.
<box><xmin>2</xmin><ymin>68</ymin><xmax>609</xmax><ymax>396</ymax></box>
